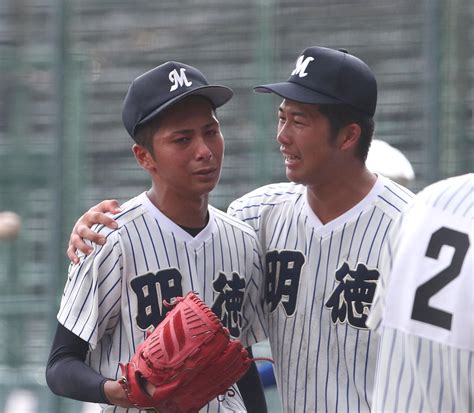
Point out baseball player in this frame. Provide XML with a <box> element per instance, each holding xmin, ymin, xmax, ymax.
<box><xmin>46</xmin><ymin>62</ymin><xmax>268</xmax><ymax>412</ymax></box>
<box><xmin>367</xmin><ymin>173</ymin><xmax>473</xmax><ymax>412</ymax></box>
<box><xmin>66</xmin><ymin>47</ymin><xmax>415</xmax><ymax>412</ymax></box>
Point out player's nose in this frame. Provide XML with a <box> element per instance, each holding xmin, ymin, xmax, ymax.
<box><xmin>195</xmin><ymin>138</ymin><xmax>213</xmax><ymax>161</ymax></box>
<box><xmin>277</xmin><ymin>124</ymin><xmax>292</xmax><ymax>145</ymax></box>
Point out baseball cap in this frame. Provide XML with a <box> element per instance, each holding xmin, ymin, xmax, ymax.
<box><xmin>254</xmin><ymin>46</ymin><xmax>377</xmax><ymax>117</ymax></box>
<box><xmin>122</xmin><ymin>61</ymin><xmax>233</xmax><ymax>138</ymax></box>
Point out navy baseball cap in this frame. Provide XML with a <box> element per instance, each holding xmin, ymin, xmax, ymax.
<box><xmin>254</xmin><ymin>46</ymin><xmax>377</xmax><ymax>117</ymax></box>
<box><xmin>122</xmin><ymin>61</ymin><xmax>233</xmax><ymax>138</ymax></box>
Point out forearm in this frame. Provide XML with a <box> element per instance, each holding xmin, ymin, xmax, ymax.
<box><xmin>45</xmin><ymin>322</ymin><xmax>130</xmax><ymax>406</ymax></box>
<box><xmin>46</xmin><ymin>351</ymin><xmax>110</xmax><ymax>403</ymax></box>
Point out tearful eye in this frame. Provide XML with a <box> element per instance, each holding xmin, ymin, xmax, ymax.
<box><xmin>174</xmin><ymin>137</ymin><xmax>190</xmax><ymax>144</ymax></box>
<box><xmin>206</xmin><ymin>129</ymin><xmax>218</xmax><ymax>137</ymax></box>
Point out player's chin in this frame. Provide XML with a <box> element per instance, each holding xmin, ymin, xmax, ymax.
<box><xmin>192</xmin><ymin>177</ymin><xmax>220</xmax><ymax>194</ymax></box>
<box><xmin>285</xmin><ymin>169</ymin><xmax>305</xmax><ymax>184</ymax></box>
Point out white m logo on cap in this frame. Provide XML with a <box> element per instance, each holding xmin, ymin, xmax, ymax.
<box><xmin>169</xmin><ymin>68</ymin><xmax>192</xmax><ymax>92</ymax></box>
<box><xmin>291</xmin><ymin>55</ymin><xmax>315</xmax><ymax>78</ymax></box>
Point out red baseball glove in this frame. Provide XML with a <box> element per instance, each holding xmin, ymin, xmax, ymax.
<box><xmin>118</xmin><ymin>292</ymin><xmax>251</xmax><ymax>412</ymax></box>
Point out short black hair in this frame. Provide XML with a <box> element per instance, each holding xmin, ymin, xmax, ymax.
<box><xmin>318</xmin><ymin>104</ymin><xmax>375</xmax><ymax>162</ymax></box>
<box><xmin>133</xmin><ymin>115</ymin><xmax>160</xmax><ymax>153</ymax></box>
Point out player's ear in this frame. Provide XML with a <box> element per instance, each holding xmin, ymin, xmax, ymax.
<box><xmin>339</xmin><ymin>122</ymin><xmax>361</xmax><ymax>152</ymax></box>
<box><xmin>132</xmin><ymin>144</ymin><xmax>156</xmax><ymax>172</ymax></box>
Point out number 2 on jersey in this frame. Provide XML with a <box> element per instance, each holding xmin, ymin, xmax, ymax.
<box><xmin>411</xmin><ymin>227</ymin><xmax>470</xmax><ymax>330</ymax></box>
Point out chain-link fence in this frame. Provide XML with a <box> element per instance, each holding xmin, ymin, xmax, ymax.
<box><xmin>0</xmin><ymin>0</ymin><xmax>473</xmax><ymax>412</ymax></box>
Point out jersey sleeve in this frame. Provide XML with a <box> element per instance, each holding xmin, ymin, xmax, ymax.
<box><xmin>366</xmin><ymin>216</ymin><xmax>400</xmax><ymax>333</ymax></box>
<box><xmin>228</xmin><ymin>193</ymin><xmax>263</xmax><ymax>234</ymax></box>
<box><xmin>57</xmin><ymin>230</ymin><xmax>123</xmax><ymax>349</ymax></box>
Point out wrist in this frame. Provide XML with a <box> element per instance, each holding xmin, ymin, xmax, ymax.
<box><xmin>100</xmin><ymin>379</ymin><xmax>112</xmax><ymax>404</ymax></box>
<box><xmin>104</xmin><ymin>379</ymin><xmax>133</xmax><ymax>408</ymax></box>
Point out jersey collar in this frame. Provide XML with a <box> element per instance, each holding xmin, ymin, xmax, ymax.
<box><xmin>303</xmin><ymin>174</ymin><xmax>387</xmax><ymax>236</ymax></box>
<box><xmin>138</xmin><ymin>191</ymin><xmax>216</xmax><ymax>246</ymax></box>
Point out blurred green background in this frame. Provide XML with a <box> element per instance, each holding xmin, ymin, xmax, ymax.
<box><xmin>0</xmin><ymin>0</ymin><xmax>472</xmax><ymax>412</ymax></box>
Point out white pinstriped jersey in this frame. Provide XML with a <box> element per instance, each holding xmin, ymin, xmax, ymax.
<box><xmin>228</xmin><ymin>175</ymin><xmax>414</xmax><ymax>413</ymax></box>
<box><xmin>367</xmin><ymin>173</ymin><xmax>473</xmax><ymax>413</ymax></box>
<box><xmin>57</xmin><ymin>191</ymin><xmax>267</xmax><ymax>413</ymax></box>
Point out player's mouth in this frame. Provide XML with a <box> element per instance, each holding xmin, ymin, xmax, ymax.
<box><xmin>282</xmin><ymin>152</ymin><xmax>301</xmax><ymax>167</ymax></box>
<box><xmin>194</xmin><ymin>167</ymin><xmax>219</xmax><ymax>179</ymax></box>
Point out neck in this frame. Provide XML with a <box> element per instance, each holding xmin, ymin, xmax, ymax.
<box><xmin>306</xmin><ymin>166</ymin><xmax>377</xmax><ymax>224</ymax></box>
<box><xmin>146</xmin><ymin>187</ymin><xmax>209</xmax><ymax>228</ymax></box>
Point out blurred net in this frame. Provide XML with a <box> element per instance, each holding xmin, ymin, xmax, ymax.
<box><xmin>0</xmin><ymin>0</ymin><xmax>472</xmax><ymax>411</ymax></box>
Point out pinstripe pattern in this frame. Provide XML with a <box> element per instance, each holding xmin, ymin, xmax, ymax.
<box><xmin>58</xmin><ymin>192</ymin><xmax>267</xmax><ymax>413</ymax></box>
<box><xmin>368</xmin><ymin>173</ymin><xmax>473</xmax><ymax>412</ymax></box>
<box><xmin>228</xmin><ymin>175</ymin><xmax>413</xmax><ymax>412</ymax></box>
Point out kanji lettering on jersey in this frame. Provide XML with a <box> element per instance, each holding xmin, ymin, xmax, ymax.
<box><xmin>131</xmin><ymin>268</ymin><xmax>183</xmax><ymax>330</ymax></box>
<box><xmin>265</xmin><ymin>250</ymin><xmax>305</xmax><ymax>316</ymax></box>
<box><xmin>211</xmin><ymin>272</ymin><xmax>246</xmax><ymax>337</ymax></box>
<box><xmin>325</xmin><ymin>262</ymin><xmax>379</xmax><ymax>328</ymax></box>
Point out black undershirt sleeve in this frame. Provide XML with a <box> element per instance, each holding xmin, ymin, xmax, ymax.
<box><xmin>45</xmin><ymin>322</ymin><xmax>111</xmax><ymax>404</ymax></box>
<box><xmin>236</xmin><ymin>347</ymin><xmax>268</xmax><ymax>413</ymax></box>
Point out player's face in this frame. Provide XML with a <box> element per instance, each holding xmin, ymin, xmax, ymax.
<box><xmin>276</xmin><ymin>99</ymin><xmax>339</xmax><ymax>186</ymax></box>
<box><xmin>138</xmin><ymin>96</ymin><xmax>224</xmax><ymax>200</ymax></box>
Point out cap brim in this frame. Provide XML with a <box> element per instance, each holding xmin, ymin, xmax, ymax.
<box><xmin>138</xmin><ymin>85</ymin><xmax>233</xmax><ymax>128</ymax></box>
<box><xmin>254</xmin><ymin>81</ymin><xmax>342</xmax><ymax>105</ymax></box>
